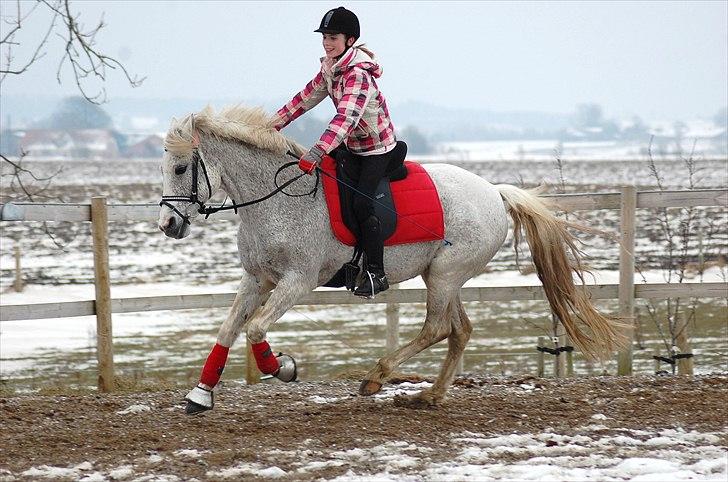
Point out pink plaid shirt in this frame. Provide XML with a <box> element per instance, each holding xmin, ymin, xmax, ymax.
<box><xmin>273</xmin><ymin>47</ymin><xmax>396</xmax><ymax>156</ymax></box>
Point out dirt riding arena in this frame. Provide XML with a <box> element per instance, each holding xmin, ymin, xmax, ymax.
<box><xmin>0</xmin><ymin>374</ymin><xmax>726</xmax><ymax>481</ymax></box>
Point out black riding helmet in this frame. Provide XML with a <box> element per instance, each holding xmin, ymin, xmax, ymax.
<box><xmin>314</xmin><ymin>6</ymin><xmax>360</xmax><ymax>40</ymax></box>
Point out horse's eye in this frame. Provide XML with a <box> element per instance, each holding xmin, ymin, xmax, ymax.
<box><xmin>175</xmin><ymin>165</ymin><xmax>187</xmax><ymax>175</ymax></box>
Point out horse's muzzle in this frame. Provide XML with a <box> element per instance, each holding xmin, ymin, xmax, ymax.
<box><xmin>159</xmin><ymin>213</ymin><xmax>190</xmax><ymax>239</ymax></box>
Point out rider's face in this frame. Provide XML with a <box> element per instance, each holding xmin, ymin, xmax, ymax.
<box><xmin>322</xmin><ymin>33</ymin><xmax>351</xmax><ymax>59</ymax></box>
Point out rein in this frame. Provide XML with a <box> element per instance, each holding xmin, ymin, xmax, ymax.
<box><xmin>194</xmin><ymin>153</ymin><xmax>319</xmax><ymax>218</ymax></box>
<box><xmin>159</xmin><ymin>145</ymin><xmax>319</xmax><ymax>224</ymax></box>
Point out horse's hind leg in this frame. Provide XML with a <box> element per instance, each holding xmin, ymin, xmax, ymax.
<box><xmin>395</xmin><ymin>295</ymin><xmax>472</xmax><ymax>408</ymax></box>
<box><xmin>433</xmin><ymin>297</ymin><xmax>472</xmax><ymax>396</ymax></box>
<box><xmin>359</xmin><ymin>281</ymin><xmax>457</xmax><ymax>396</ymax></box>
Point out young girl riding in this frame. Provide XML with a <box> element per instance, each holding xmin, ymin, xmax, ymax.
<box><xmin>272</xmin><ymin>6</ymin><xmax>397</xmax><ymax>297</ymax></box>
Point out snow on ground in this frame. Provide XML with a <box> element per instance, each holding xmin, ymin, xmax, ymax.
<box><xmin>374</xmin><ymin>381</ymin><xmax>433</xmax><ymax>400</ymax></box>
<box><xmin>115</xmin><ymin>404</ymin><xmax>152</xmax><ymax>415</ymax></box>
<box><xmin>279</xmin><ymin>428</ymin><xmax>726</xmax><ymax>481</ymax></box>
<box><xmin>309</xmin><ymin>395</ymin><xmax>347</xmax><ymax>404</ymax></box>
<box><xmin>17</xmin><ymin>427</ymin><xmax>726</xmax><ymax>481</ymax></box>
<box><xmin>207</xmin><ymin>463</ymin><xmax>288</xmax><ymax>479</ymax></box>
<box><xmin>173</xmin><ymin>449</ymin><xmax>208</xmax><ymax>459</ymax></box>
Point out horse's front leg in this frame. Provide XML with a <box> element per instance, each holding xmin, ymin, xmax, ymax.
<box><xmin>245</xmin><ymin>272</ymin><xmax>312</xmax><ymax>379</ymax></box>
<box><xmin>185</xmin><ymin>272</ymin><xmax>273</xmax><ymax>414</ymax></box>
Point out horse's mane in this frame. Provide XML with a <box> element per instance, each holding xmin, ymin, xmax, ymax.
<box><xmin>164</xmin><ymin>105</ymin><xmax>306</xmax><ymax>158</ymax></box>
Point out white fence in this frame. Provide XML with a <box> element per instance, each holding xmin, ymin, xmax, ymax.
<box><xmin>1</xmin><ymin>188</ymin><xmax>727</xmax><ymax>389</ymax></box>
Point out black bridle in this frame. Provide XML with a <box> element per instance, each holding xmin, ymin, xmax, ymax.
<box><xmin>159</xmin><ymin>147</ymin><xmax>318</xmax><ymax>225</ymax></box>
<box><xmin>159</xmin><ymin>148</ymin><xmax>213</xmax><ymax>225</ymax></box>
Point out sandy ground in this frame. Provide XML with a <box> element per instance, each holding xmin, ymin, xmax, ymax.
<box><xmin>0</xmin><ymin>374</ymin><xmax>726</xmax><ymax>481</ymax></box>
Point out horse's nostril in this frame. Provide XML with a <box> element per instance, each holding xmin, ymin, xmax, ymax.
<box><xmin>168</xmin><ymin>217</ymin><xmax>177</xmax><ymax>230</ymax></box>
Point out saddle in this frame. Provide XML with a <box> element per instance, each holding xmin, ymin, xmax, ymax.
<box><xmin>321</xmin><ymin>140</ymin><xmax>445</xmax><ymax>289</ymax></box>
<box><xmin>333</xmin><ymin>140</ymin><xmax>408</xmax><ymax>241</ymax></box>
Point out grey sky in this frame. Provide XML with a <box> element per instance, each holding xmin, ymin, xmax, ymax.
<box><xmin>2</xmin><ymin>0</ymin><xmax>726</xmax><ymax>121</ymax></box>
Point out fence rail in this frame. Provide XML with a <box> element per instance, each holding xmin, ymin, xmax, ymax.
<box><xmin>1</xmin><ymin>188</ymin><xmax>727</xmax><ymax>389</ymax></box>
<box><xmin>1</xmin><ymin>189</ymin><xmax>726</xmax><ymax>222</ymax></box>
<box><xmin>1</xmin><ymin>282</ymin><xmax>726</xmax><ymax>322</ymax></box>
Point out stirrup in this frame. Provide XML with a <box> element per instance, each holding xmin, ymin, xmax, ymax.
<box><xmin>354</xmin><ymin>271</ymin><xmax>389</xmax><ymax>298</ymax></box>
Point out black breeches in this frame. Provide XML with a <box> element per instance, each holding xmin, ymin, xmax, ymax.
<box><xmin>346</xmin><ymin>150</ymin><xmax>393</xmax><ymax>273</ymax></box>
<box><xmin>351</xmin><ymin>153</ymin><xmax>392</xmax><ymax>224</ymax></box>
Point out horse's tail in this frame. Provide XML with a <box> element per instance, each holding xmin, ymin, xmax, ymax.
<box><xmin>496</xmin><ymin>184</ymin><xmax>629</xmax><ymax>360</ymax></box>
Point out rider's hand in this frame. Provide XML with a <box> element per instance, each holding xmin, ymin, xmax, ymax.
<box><xmin>299</xmin><ymin>146</ymin><xmax>325</xmax><ymax>175</ymax></box>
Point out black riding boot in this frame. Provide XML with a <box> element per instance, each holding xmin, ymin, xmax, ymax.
<box><xmin>354</xmin><ymin>215</ymin><xmax>389</xmax><ymax>298</ymax></box>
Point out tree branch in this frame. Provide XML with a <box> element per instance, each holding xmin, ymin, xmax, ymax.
<box><xmin>0</xmin><ymin>0</ymin><xmax>144</xmax><ymax>103</ymax></box>
<box><xmin>0</xmin><ymin>0</ymin><xmax>58</xmax><ymax>82</ymax></box>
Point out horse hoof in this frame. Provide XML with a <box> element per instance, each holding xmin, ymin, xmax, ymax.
<box><xmin>274</xmin><ymin>353</ymin><xmax>298</xmax><ymax>383</ymax></box>
<box><xmin>185</xmin><ymin>400</ymin><xmax>211</xmax><ymax>415</ymax></box>
<box><xmin>184</xmin><ymin>385</ymin><xmax>214</xmax><ymax>415</ymax></box>
<box><xmin>359</xmin><ymin>379</ymin><xmax>383</xmax><ymax>396</ymax></box>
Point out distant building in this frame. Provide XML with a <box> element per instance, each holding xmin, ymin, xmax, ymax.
<box><xmin>11</xmin><ymin>129</ymin><xmax>120</xmax><ymax>160</ymax></box>
<box><xmin>647</xmin><ymin>120</ymin><xmax>727</xmax><ymax>156</ymax></box>
<box><xmin>124</xmin><ymin>134</ymin><xmax>164</xmax><ymax>159</ymax></box>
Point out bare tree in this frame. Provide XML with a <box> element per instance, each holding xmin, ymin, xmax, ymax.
<box><xmin>1</xmin><ymin>0</ymin><xmax>144</xmax><ymax>194</ymax></box>
<box><xmin>638</xmin><ymin>136</ymin><xmax>721</xmax><ymax>375</ymax></box>
<box><xmin>1</xmin><ymin>0</ymin><xmax>144</xmax><ymax>104</ymax></box>
<box><xmin>1</xmin><ymin>149</ymin><xmax>70</xmax><ymax>248</ymax></box>
<box><xmin>1</xmin><ymin>151</ymin><xmax>62</xmax><ymax>202</ymax></box>
<box><xmin>1</xmin><ymin>0</ymin><xmax>144</xmax><ymax>246</ymax></box>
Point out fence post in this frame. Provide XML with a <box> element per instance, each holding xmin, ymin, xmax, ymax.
<box><xmin>537</xmin><ymin>336</ymin><xmax>545</xmax><ymax>377</ymax></box>
<box><xmin>385</xmin><ymin>284</ymin><xmax>400</xmax><ymax>352</ymax></box>
<box><xmin>91</xmin><ymin>197</ymin><xmax>115</xmax><ymax>392</ymax></box>
<box><xmin>245</xmin><ymin>339</ymin><xmax>260</xmax><ymax>385</ymax></box>
<box><xmin>554</xmin><ymin>334</ymin><xmax>566</xmax><ymax>378</ymax></box>
<box><xmin>14</xmin><ymin>245</ymin><xmax>23</xmax><ymax>292</ymax></box>
<box><xmin>675</xmin><ymin>313</ymin><xmax>694</xmax><ymax>375</ymax></box>
<box><xmin>617</xmin><ymin>185</ymin><xmax>637</xmax><ymax>375</ymax></box>
<box><xmin>565</xmin><ymin>335</ymin><xmax>574</xmax><ymax>376</ymax></box>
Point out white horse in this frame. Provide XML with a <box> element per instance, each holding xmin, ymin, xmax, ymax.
<box><xmin>158</xmin><ymin>106</ymin><xmax>626</xmax><ymax>413</ymax></box>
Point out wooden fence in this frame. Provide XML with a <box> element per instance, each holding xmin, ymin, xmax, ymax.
<box><xmin>1</xmin><ymin>188</ymin><xmax>727</xmax><ymax>390</ymax></box>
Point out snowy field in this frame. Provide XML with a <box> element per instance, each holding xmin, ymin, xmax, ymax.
<box><xmin>424</xmin><ymin>138</ymin><xmax>727</xmax><ymax>163</ymax></box>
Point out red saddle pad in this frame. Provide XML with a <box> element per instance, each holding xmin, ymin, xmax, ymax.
<box><xmin>320</xmin><ymin>154</ymin><xmax>445</xmax><ymax>247</ymax></box>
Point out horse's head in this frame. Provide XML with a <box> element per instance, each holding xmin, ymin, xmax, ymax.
<box><xmin>158</xmin><ymin>116</ymin><xmax>221</xmax><ymax>239</ymax></box>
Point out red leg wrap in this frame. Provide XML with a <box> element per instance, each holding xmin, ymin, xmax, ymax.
<box><xmin>251</xmin><ymin>340</ymin><xmax>280</xmax><ymax>375</ymax></box>
<box><xmin>200</xmin><ymin>343</ymin><xmax>229</xmax><ymax>387</ymax></box>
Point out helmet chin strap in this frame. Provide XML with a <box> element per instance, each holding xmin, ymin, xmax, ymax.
<box><xmin>334</xmin><ymin>38</ymin><xmax>356</xmax><ymax>61</ymax></box>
